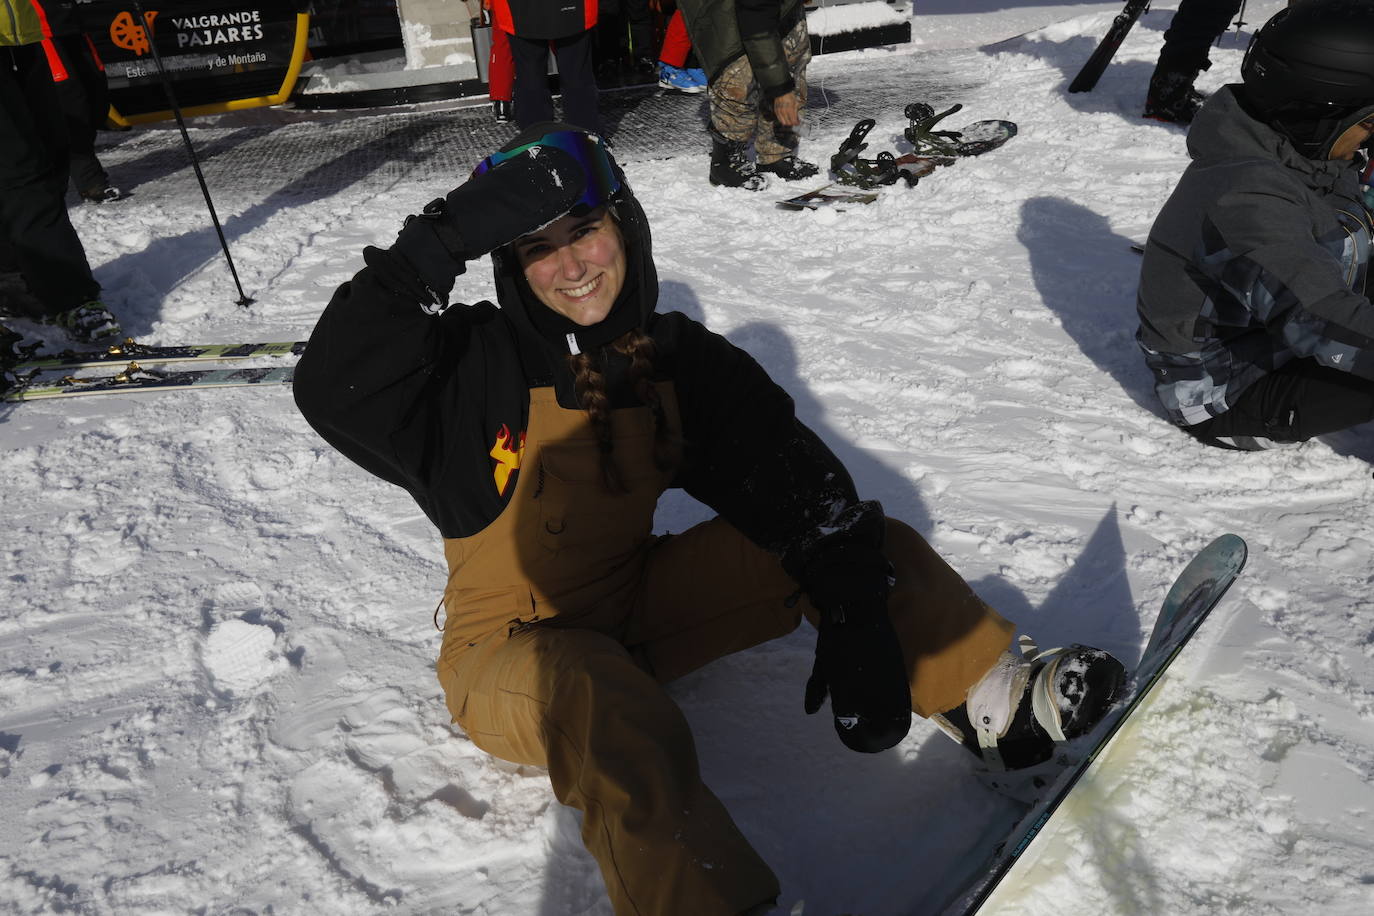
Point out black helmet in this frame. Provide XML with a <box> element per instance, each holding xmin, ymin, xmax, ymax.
<box><xmin>1241</xmin><ymin>0</ymin><xmax>1374</xmax><ymax>157</ymax></box>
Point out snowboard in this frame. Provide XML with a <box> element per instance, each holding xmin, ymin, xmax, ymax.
<box><xmin>779</xmin><ymin>111</ymin><xmax>1016</xmax><ymax>211</ymax></box>
<box><xmin>1068</xmin><ymin>0</ymin><xmax>1151</xmax><ymax>94</ymax></box>
<box><xmin>4</xmin><ymin>364</ymin><xmax>296</xmax><ymax>401</ymax></box>
<box><xmin>936</xmin><ymin>533</ymin><xmax>1248</xmax><ymax>915</ymax></box>
<box><xmin>12</xmin><ymin>338</ymin><xmax>305</xmax><ymax>373</ymax></box>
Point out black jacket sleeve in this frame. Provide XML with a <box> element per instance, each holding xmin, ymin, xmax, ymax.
<box><xmin>293</xmin><ymin>245</ymin><xmax>481</xmax><ymax>495</ymax></box>
<box><xmin>737</xmin><ymin>0</ymin><xmax>797</xmax><ymax>99</ymax></box>
<box><xmin>658</xmin><ymin>313</ymin><xmax>884</xmax><ymax>577</ymax></box>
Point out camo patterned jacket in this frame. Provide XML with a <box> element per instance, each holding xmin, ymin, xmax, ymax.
<box><xmin>1136</xmin><ymin>85</ymin><xmax>1374</xmax><ymax>427</ymax></box>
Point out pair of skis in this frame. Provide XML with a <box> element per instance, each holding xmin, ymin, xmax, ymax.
<box><xmin>3</xmin><ymin>339</ymin><xmax>304</xmax><ymax>401</ymax></box>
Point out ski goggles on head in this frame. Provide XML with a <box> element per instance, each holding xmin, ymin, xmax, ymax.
<box><xmin>471</xmin><ymin>129</ymin><xmax>621</xmax><ymax>215</ymax></box>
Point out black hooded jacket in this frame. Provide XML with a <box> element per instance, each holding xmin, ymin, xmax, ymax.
<box><xmin>293</xmin><ymin>176</ymin><xmax>880</xmax><ymax>575</ymax></box>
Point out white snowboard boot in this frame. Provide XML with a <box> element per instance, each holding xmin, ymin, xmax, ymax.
<box><xmin>933</xmin><ymin>636</ymin><xmax>1126</xmax><ymax>774</ymax></box>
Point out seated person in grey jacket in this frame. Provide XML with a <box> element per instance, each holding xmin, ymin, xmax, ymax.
<box><xmin>1137</xmin><ymin>0</ymin><xmax>1374</xmax><ymax>450</ymax></box>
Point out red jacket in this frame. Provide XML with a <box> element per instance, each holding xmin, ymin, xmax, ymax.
<box><xmin>490</xmin><ymin>0</ymin><xmax>597</xmax><ymax>40</ymax></box>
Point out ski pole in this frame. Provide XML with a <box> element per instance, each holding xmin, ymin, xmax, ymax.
<box><xmin>130</xmin><ymin>0</ymin><xmax>255</xmax><ymax>306</ymax></box>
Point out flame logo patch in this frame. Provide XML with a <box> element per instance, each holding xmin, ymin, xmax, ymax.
<box><xmin>490</xmin><ymin>424</ymin><xmax>526</xmax><ymax>496</ymax></box>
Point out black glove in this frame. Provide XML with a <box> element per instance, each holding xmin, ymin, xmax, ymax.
<box><xmin>390</xmin><ymin>144</ymin><xmax>588</xmax><ymax>302</ymax></box>
<box><xmin>801</xmin><ymin>542</ymin><xmax>912</xmax><ymax>754</ymax></box>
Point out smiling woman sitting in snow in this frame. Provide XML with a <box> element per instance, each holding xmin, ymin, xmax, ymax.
<box><xmin>293</xmin><ymin>122</ymin><xmax>1125</xmax><ymax>916</ymax></box>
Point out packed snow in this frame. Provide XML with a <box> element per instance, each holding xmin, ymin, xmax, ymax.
<box><xmin>4</xmin><ymin>2</ymin><xmax>1374</xmax><ymax>914</ymax></box>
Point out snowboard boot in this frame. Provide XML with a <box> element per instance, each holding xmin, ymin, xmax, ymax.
<box><xmin>80</xmin><ymin>185</ymin><xmax>127</xmax><ymax>204</ymax></box>
<box><xmin>710</xmin><ymin>135</ymin><xmax>767</xmax><ymax>190</ymax></box>
<box><xmin>757</xmin><ymin>155</ymin><xmax>820</xmax><ymax>181</ymax></box>
<box><xmin>1144</xmin><ymin>66</ymin><xmax>1206</xmax><ymax>124</ymax></box>
<box><xmin>48</xmin><ymin>301</ymin><xmax>123</xmax><ymax>344</ymax></box>
<box><xmin>933</xmin><ymin>636</ymin><xmax>1126</xmax><ymax>773</ymax></box>
<box><xmin>491</xmin><ymin>99</ymin><xmax>513</xmax><ymax>123</ymax></box>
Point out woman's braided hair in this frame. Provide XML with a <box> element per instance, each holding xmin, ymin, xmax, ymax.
<box><xmin>567</xmin><ymin>328</ymin><xmax>679</xmax><ymax>493</ymax></box>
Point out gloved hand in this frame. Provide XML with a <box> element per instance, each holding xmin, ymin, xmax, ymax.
<box><xmin>390</xmin><ymin>143</ymin><xmax>589</xmax><ymax>301</ymax></box>
<box><xmin>801</xmin><ymin>542</ymin><xmax>912</xmax><ymax>753</ymax></box>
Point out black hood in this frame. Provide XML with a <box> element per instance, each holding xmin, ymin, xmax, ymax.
<box><xmin>487</xmin><ymin>122</ymin><xmax>659</xmax><ymax>360</ymax></box>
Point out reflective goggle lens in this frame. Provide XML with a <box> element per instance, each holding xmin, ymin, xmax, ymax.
<box><xmin>472</xmin><ymin>130</ymin><xmax>621</xmax><ymax>214</ymax></box>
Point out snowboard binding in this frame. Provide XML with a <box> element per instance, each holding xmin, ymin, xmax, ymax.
<box><xmin>903</xmin><ymin>102</ymin><xmax>967</xmax><ymax>156</ymax></box>
<box><xmin>830</xmin><ymin>119</ymin><xmax>934</xmax><ymax>189</ymax></box>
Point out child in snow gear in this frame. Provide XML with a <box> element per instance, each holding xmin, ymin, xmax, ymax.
<box><xmin>1138</xmin><ymin>0</ymin><xmax>1374</xmax><ymax>449</ymax></box>
<box><xmin>677</xmin><ymin>0</ymin><xmax>820</xmax><ymax>188</ymax></box>
<box><xmin>1142</xmin><ymin>0</ymin><xmax>1245</xmax><ymax>124</ymax></box>
<box><xmin>295</xmin><ymin>123</ymin><xmax>1124</xmax><ymax>916</ymax></box>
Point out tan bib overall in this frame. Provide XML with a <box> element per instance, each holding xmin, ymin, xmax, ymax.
<box><xmin>435</xmin><ymin>386</ymin><xmax>1014</xmax><ymax>916</ymax></box>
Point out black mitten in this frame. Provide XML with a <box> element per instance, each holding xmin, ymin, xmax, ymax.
<box><xmin>390</xmin><ymin>143</ymin><xmax>589</xmax><ymax>302</ymax></box>
<box><xmin>802</xmin><ymin>542</ymin><xmax>912</xmax><ymax>753</ymax></box>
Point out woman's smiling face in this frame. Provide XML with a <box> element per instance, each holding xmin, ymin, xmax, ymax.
<box><xmin>514</xmin><ymin>208</ymin><xmax>626</xmax><ymax>326</ymax></box>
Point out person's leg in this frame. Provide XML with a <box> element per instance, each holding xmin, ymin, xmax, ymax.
<box><xmin>1145</xmin><ymin>0</ymin><xmax>1244</xmax><ymax>122</ymax></box>
<box><xmin>627</xmin><ymin>516</ymin><xmax>1014</xmax><ymax>719</ymax></box>
<box><xmin>488</xmin><ymin>25</ymin><xmax>515</xmax><ymax>122</ymax></box>
<box><xmin>437</xmin><ymin>625</ymin><xmax>780</xmax><ymax>916</ymax></box>
<box><xmin>551</xmin><ymin>29</ymin><xmax>602</xmax><ymax>134</ymax></box>
<box><xmin>1157</xmin><ymin>0</ymin><xmax>1245</xmax><ymax>74</ymax></box>
<box><xmin>659</xmin><ymin>9</ymin><xmax>692</xmax><ymax>69</ymax></box>
<box><xmin>595</xmin><ymin>0</ymin><xmax>629</xmax><ymax>75</ymax></box>
<box><xmin>625</xmin><ymin>0</ymin><xmax>656</xmax><ymax>72</ymax></box>
<box><xmin>1186</xmin><ymin>359</ymin><xmax>1374</xmax><ymax>449</ymax></box>
<box><xmin>507</xmin><ymin>31</ymin><xmax>556</xmax><ymax>128</ymax></box>
<box><xmin>0</xmin><ymin>46</ymin><xmax>100</xmax><ymax>319</ymax></box>
<box><xmin>707</xmin><ymin>54</ymin><xmax>766</xmax><ymax>188</ymax></box>
<box><xmin>755</xmin><ymin>17</ymin><xmax>813</xmax><ymax>169</ymax></box>
<box><xmin>48</xmin><ymin>36</ymin><xmax>110</xmax><ymax>198</ymax></box>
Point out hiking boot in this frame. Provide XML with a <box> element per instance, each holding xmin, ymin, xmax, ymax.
<box><xmin>491</xmin><ymin>99</ymin><xmax>513</xmax><ymax>123</ymax></box>
<box><xmin>710</xmin><ymin>136</ymin><xmax>767</xmax><ymax>190</ymax></box>
<box><xmin>757</xmin><ymin>155</ymin><xmax>820</xmax><ymax>181</ymax></box>
<box><xmin>1144</xmin><ymin>68</ymin><xmax>1206</xmax><ymax>124</ymax></box>
<box><xmin>932</xmin><ymin>637</ymin><xmax>1127</xmax><ymax>772</ymax></box>
<box><xmin>658</xmin><ymin>61</ymin><xmax>705</xmax><ymax>94</ymax></box>
<box><xmin>48</xmin><ymin>301</ymin><xmax>123</xmax><ymax>344</ymax></box>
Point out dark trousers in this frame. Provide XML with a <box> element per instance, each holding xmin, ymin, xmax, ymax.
<box><xmin>597</xmin><ymin>0</ymin><xmax>654</xmax><ymax>62</ymax></box>
<box><xmin>507</xmin><ymin>29</ymin><xmax>602</xmax><ymax>134</ymax></box>
<box><xmin>1158</xmin><ymin>0</ymin><xmax>1245</xmax><ymax>73</ymax></box>
<box><xmin>1186</xmin><ymin>359</ymin><xmax>1374</xmax><ymax>449</ymax></box>
<box><xmin>0</xmin><ymin>45</ymin><xmax>99</xmax><ymax>318</ymax></box>
<box><xmin>48</xmin><ymin>34</ymin><xmax>111</xmax><ymax>195</ymax></box>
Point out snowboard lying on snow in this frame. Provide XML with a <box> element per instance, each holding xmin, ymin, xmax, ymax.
<box><xmin>935</xmin><ymin>534</ymin><xmax>1248</xmax><ymax>915</ymax></box>
<box><xmin>779</xmin><ymin>106</ymin><xmax>1018</xmax><ymax>211</ymax></box>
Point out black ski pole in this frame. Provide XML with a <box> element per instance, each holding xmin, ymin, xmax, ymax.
<box><xmin>130</xmin><ymin>0</ymin><xmax>255</xmax><ymax>306</ymax></box>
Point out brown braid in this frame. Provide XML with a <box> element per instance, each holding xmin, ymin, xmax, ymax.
<box><xmin>565</xmin><ymin>330</ymin><xmax>680</xmax><ymax>494</ymax></box>
<box><xmin>567</xmin><ymin>348</ymin><xmax>625</xmax><ymax>493</ymax></box>
<box><xmin>620</xmin><ymin>329</ymin><xmax>680</xmax><ymax>473</ymax></box>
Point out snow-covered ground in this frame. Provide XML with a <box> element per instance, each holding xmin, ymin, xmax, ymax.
<box><xmin>6</xmin><ymin>2</ymin><xmax>1374</xmax><ymax>914</ymax></box>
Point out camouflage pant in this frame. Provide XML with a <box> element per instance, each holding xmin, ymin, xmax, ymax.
<box><xmin>708</xmin><ymin>18</ymin><xmax>811</xmax><ymax>165</ymax></box>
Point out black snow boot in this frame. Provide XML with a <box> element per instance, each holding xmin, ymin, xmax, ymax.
<box><xmin>757</xmin><ymin>155</ymin><xmax>820</xmax><ymax>181</ymax></box>
<box><xmin>710</xmin><ymin>135</ymin><xmax>767</xmax><ymax>190</ymax></box>
<box><xmin>1</xmin><ymin>322</ymin><xmax>23</xmax><ymax>396</ymax></box>
<box><xmin>1144</xmin><ymin>67</ymin><xmax>1206</xmax><ymax>124</ymax></box>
